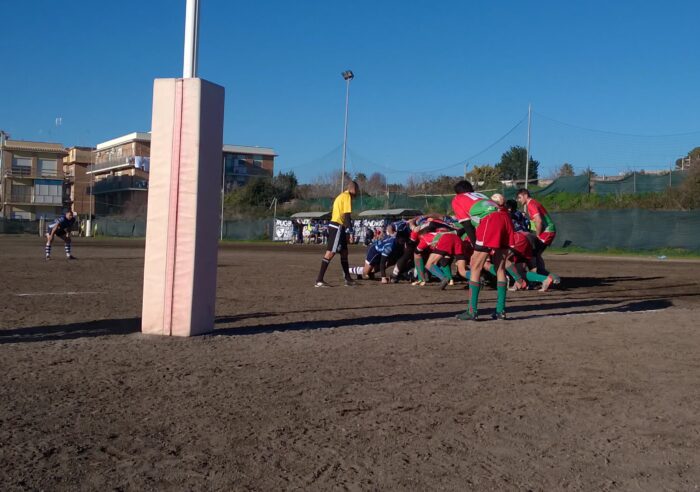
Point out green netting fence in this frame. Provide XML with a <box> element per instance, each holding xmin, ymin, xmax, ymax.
<box><xmin>549</xmin><ymin>209</ymin><xmax>700</xmax><ymax>251</ymax></box>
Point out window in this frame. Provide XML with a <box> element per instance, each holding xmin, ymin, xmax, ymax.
<box><xmin>11</xmin><ymin>210</ymin><xmax>32</xmax><ymax>220</ymax></box>
<box><xmin>34</xmin><ymin>179</ymin><xmax>62</xmax><ymax>204</ymax></box>
<box><xmin>253</xmin><ymin>155</ymin><xmax>263</xmax><ymax>167</ymax></box>
<box><xmin>38</xmin><ymin>159</ymin><xmax>58</xmax><ymax>177</ymax></box>
<box><xmin>10</xmin><ymin>182</ymin><xmax>31</xmax><ymax>203</ymax></box>
<box><xmin>12</xmin><ymin>156</ymin><xmax>31</xmax><ymax>176</ymax></box>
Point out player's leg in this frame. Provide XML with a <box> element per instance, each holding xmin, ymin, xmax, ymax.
<box><xmin>316</xmin><ymin>225</ymin><xmax>341</xmax><ymax>286</ymax></box>
<box><xmin>44</xmin><ymin>232</ymin><xmax>53</xmax><ymax>260</ymax></box>
<box><xmin>457</xmin><ymin>250</ymin><xmax>489</xmax><ymax>320</ymax></box>
<box><xmin>439</xmin><ymin>257</ymin><xmax>454</xmax><ymax>285</ymax></box>
<box><xmin>492</xmin><ymin>248</ymin><xmax>508</xmax><ymax>319</ymax></box>
<box><xmin>525</xmin><ymin>268</ymin><xmax>561</xmax><ymax>291</ymax></box>
<box><xmin>425</xmin><ymin>252</ymin><xmax>449</xmax><ymax>289</ymax></box>
<box><xmin>412</xmin><ymin>251</ymin><xmax>427</xmax><ymax>285</ymax></box>
<box><xmin>63</xmin><ymin>234</ymin><xmax>76</xmax><ymax>259</ymax></box>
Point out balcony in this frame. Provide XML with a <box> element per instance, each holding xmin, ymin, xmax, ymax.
<box><xmin>89</xmin><ymin>156</ymin><xmax>150</xmax><ymax>174</ymax></box>
<box><xmin>6</xmin><ymin>193</ymin><xmax>61</xmax><ymax>205</ymax></box>
<box><xmin>92</xmin><ymin>176</ymin><xmax>148</xmax><ymax>195</ymax></box>
<box><xmin>4</xmin><ymin>167</ymin><xmax>61</xmax><ymax>179</ymax></box>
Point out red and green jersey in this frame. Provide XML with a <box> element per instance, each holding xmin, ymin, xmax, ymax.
<box><xmin>451</xmin><ymin>192</ymin><xmax>500</xmax><ymax>227</ymax></box>
<box><xmin>526</xmin><ymin>198</ymin><xmax>556</xmax><ymax>233</ymax></box>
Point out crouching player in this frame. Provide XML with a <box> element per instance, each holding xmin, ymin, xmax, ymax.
<box><xmin>502</xmin><ymin>231</ymin><xmax>561</xmax><ymax>292</ymax></box>
<box><xmin>414</xmin><ymin>228</ymin><xmax>468</xmax><ymax>290</ymax></box>
<box><xmin>45</xmin><ymin>211</ymin><xmax>77</xmax><ymax>260</ymax></box>
<box><xmin>350</xmin><ymin>224</ymin><xmax>404</xmax><ymax>283</ymax></box>
<box><xmin>452</xmin><ymin>181</ymin><xmax>514</xmax><ymax>320</ymax></box>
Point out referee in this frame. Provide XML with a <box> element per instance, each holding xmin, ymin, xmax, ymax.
<box><xmin>315</xmin><ymin>180</ymin><xmax>359</xmax><ymax>287</ymax></box>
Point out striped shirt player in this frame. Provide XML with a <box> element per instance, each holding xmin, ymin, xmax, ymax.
<box><xmin>45</xmin><ymin>211</ymin><xmax>77</xmax><ymax>260</ymax></box>
<box><xmin>315</xmin><ymin>181</ymin><xmax>359</xmax><ymax>287</ymax></box>
<box><xmin>350</xmin><ymin>224</ymin><xmax>404</xmax><ymax>283</ymax></box>
<box><xmin>452</xmin><ymin>180</ymin><xmax>514</xmax><ymax>321</ymax></box>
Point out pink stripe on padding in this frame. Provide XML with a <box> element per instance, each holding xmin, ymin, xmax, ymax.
<box><xmin>163</xmin><ymin>80</ymin><xmax>184</xmax><ymax>336</ymax></box>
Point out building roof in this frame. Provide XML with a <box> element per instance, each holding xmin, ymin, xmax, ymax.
<box><xmin>96</xmin><ymin>132</ymin><xmax>151</xmax><ymax>150</ymax></box>
<box><xmin>290</xmin><ymin>211</ymin><xmax>331</xmax><ymax>219</ymax></box>
<box><xmin>2</xmin><ymin>139</ymin><xmax>67</xmax><ymax>154</ymax></box>
<box><xmin>358</xmin><ymin>209</ymin><xmax>423</xmax><ymax>217</ymax></box>
<box><xmin>223</xmin><ymin>144</ymin><xmax>277</xmax><ymax>157</ymax></box>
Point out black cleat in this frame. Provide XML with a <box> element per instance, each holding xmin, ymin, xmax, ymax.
<box><xmin>66</xmin><ymin>255</ymin><xmax>77</xmax><ymax>260</ymax></box>
<box><xmin>439</xmin><ymin>277</ymin><xmax>450</xmax><ymax>290</ymax></box>
<box><xmin>491</xmin><ymin>311</ymin><xmax>507</xmax><ymax>321</ymax></box>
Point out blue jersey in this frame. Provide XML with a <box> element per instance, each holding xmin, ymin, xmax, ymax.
<box><xmin>366</xmin><ymin>235</ymin><xmax>399</xmax><ymax>264</ymax></box>
<box><xmin>392</xmin><ymin>220</ymin><xmax>410</xmax><ymax>234</ymax></box>
<box><xmin>48</xmin><ymin>216</ymin><xmax>75</xmax><ymax>233</ymax></box>
<box><xmin>510</xmin><ymin>210</ymin><xmax>530</xmax><ymax>233</ymax></box>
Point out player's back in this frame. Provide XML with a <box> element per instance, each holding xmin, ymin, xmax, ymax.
<box><xmin>452</xmin><ymin>192</ymin><xmax>499</xmax><ymax>226</ymax></box>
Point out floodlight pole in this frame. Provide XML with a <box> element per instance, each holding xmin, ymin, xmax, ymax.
<box><xmin>0</xmin><ymin>130</ymin><xmax>8</xmax><ymax>215</ymax></box>
<box><xmin>525</xmin><ymin>103</ymin><xmax>532</xmax><ymax>189</ymax></box>
<box><xmin>340</xmin><ymin>70</ymin><xmax>354</xmax><ymax>191</ymax></box>
<box><xmin>183</xmin><ymin>0</ymin><xmax>200</xmax><ymax>78</ymax></box>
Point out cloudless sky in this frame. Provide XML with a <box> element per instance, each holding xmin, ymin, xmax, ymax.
<box><xmin>2</xmin><ymin>0</ymin><xmax>700</xmax><ymax>182</ymax></box>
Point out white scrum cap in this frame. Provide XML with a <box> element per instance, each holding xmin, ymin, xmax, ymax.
<box><xmin>490</xmin><ymin>193</ymin><xmax>505</xmax><ymax>206</ymax></box>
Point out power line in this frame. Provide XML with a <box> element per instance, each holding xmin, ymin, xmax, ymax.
<box><xmin>534</xmin><ymin>112</ymin><xmax>700</xmax><ymax>138</ymax></box>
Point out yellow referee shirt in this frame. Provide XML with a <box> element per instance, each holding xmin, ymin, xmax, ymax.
<box><xmin>331</xmin><ymin>191</ymin><xmax>352</xmax><ymax>224</ymax></box>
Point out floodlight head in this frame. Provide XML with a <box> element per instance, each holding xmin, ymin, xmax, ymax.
<box><xmin>342</xmin><ymin>70</ymin><xmax>354</xmax><ymax>81</ymax></box>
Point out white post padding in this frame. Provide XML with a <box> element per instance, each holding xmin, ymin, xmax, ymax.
<box><xmin>142</xmin><ymin>78</ymin><xmax>225</xmax><ymax>336</ymax></box>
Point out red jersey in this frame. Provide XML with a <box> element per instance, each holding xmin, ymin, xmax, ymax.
<box><xmin>452</xmin><ymin>192</ymin><xmax>500</xmax><ymax>227</ymax></box>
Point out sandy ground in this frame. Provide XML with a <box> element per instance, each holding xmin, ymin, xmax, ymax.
<box><xmin>1</xmin><ymin>235</ymin><xmax>699</xmax><ymax>491</ymax></box>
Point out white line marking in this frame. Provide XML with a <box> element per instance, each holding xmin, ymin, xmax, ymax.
<box><xmin>15</xmin><ymin>291</ymin><xmax>100</xmax><ymax>297</ymax></box>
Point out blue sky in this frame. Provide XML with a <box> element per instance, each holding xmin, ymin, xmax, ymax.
<box><xmin>2</xmin><ymin>0</ymin><xmax>700</xmax><ymax>182</ymax></box>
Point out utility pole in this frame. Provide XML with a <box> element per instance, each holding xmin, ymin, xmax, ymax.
<box><xmin>524</xmin><ymin>103</ymin><xmax>532</xmax><ymax>189</ymax></box>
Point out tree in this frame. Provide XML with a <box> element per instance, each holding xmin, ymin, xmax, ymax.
<box><xmin>365</xmin><ymin>172</ymin><xmax>387</xmax><ymax>196</ymax></box>
<box><xmin>675</xmin><ymin>147</ymin><xmax>700</xmax><ymax>170</ymax></box>
<box><xmin>556</xmin><ymin>163</ymin><xmax>575</xmax><ymax>177</ymax></box>
<box><xmin>273</xmin><ymin>171</ymin><xmax>298</xmax><ymax>202</ymax></box>
<box><xmin>468</xmin><ymin>165</ymin><xmax>501</xmax><ymax>189</ymax></box>
<box><xmin>497</xmin><ymin>146</ymin><xmax>539</xmax><ymax>181</ymax></box>
<box><xmin>579</xmin><ymin>166</ymin><xmax>597</xmax><ymax>177</ymax></box>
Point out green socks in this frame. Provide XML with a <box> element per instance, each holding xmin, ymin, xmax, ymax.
<box><xmin>468</xmin><ymin>279</ymin><xmax>481</xmax><ymax>316</ymax></box>
<box><xmin>525</xmin><ymin>271</ymin><xmax>548</xmax><ymax>283</ymax></box>
<box><xmin>415</xmin><ymin>257</ymin><xmax>425</xmax><ymax>282</ymax></box>
<box><xmin>441</xmin><ymin>265</ymin><xmax>453</xmax><ymax>281</ymax></box>
<box><xmin>506</xmin><ymin>266</ymin><xmax>522</xmax><ymax>281</ymax></box>
<box><xmin>496</xmin><ymin>281</ymin><xmax>507</xmax><ymax>314</ymax></box>
<box><xmin>488</xmin><ymin>264</ymin><xmax>497</xmax><ymax>276</ymax></box>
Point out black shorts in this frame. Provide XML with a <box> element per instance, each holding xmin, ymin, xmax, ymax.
<box><xmin>48</xmin><ymin>228</ymin><xmax>68</xmax><ymax>239</ymax></box>
<box><xmin>327</xmin><ymin>222</ymin><xmax>347</xmax><ymax>253</ymax></box>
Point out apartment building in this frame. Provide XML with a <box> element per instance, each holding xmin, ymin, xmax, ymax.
<box><xmin>63</xmin><ymin>146</ymin><xmax>95</xmax><ymax>216</ymax></box>
<box><xmin>222</xmin><ymin>145</ymin><xmax>277</xmax><ymax>191</ymax></box>
<box><xmin>88</xmin><ymin>132</ymin><xmax>150</xmax><ymax>216</ymax></box>
<box><xmin>0</xmin><ymin>139</ymin><xmax>67</xmax><ymax>219</ymax></box>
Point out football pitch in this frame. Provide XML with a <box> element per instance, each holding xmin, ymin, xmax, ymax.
<box><xmin>1</xmin><ymin>236</ymin><xmax>699</xmax><ymax>490</ymax></box>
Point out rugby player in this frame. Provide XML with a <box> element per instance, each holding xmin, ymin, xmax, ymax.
<box><xmin>45</xmin><ymin>211</ymin><xmax>77</xmax><ymax>260</ymax></box>
<box><xmin>452</xmin><ymin>180</ymin><xmax>514</xmax><ymax>320</ymax></box>
<box><xmin>350</xmin><ymin>224</ymin><xmax>404</xmax><ymax>283</ymax></box>
<box><xmin>516</xmin><ymin>188</ymin><xmax>556</xmax><ymax>273</ymax></box>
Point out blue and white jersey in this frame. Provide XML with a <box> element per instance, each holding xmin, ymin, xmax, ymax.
<box><xmin>391</xmin><ymin>220</ymin><xmax>410</xmax><ymax>234</ymax></box>
<box><xmin>375</xmin><ymin>235</ymin><xmax>397</xmax><ymax>257</ymax></box>
<box><xmin>47</xmin><ymin>215</ymin><xmax>75</xmax><ymax>233</ymax></box>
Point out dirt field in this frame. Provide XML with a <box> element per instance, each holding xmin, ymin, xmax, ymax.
<box><xmin>1</xmin><ymin>235</ymin><xmax>699</xmax><ymax>491</ymax></box>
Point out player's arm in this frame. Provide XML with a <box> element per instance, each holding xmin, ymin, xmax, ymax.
<box><xmin>379</xmin><ymin>254</ymin><xmax>390</xmax><ymax>283</ymax></box>
<box><xmin>532</xmin><ymin>214</ymin><xmax>544</xmax><ymax>237</ymax></box>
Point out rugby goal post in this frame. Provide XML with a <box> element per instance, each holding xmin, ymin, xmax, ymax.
<box><xmin>141</xmin><ymin>0</ymin><xmax>225</xmax><ymax>336</ymax></box>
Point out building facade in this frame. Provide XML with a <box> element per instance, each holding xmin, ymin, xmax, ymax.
<box><xmin>89</xmin><ymin>132</ymin><xmax>150</xmax><ymax>216</ymax></box>
<box><xmin>0</xmin><ymin>139</ymin><xmax>67</xmax><ymax>219</ymax></box>
<box><xmin>222</xmin><ymin>145</ymin><xmax>276</xmax><ymax>191</ymax></box>
<box><xmin>63</xmin><ymin>146</ymin><xmax>95</xmax><ymax>216</ymax></box>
